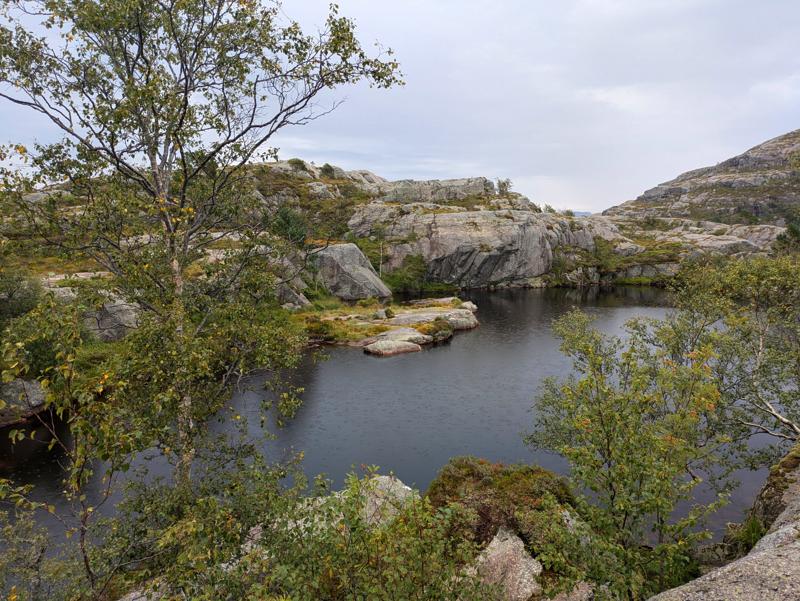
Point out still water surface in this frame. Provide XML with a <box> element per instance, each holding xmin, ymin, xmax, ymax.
<box><xmin>6</xmin><ymin>286</ymin><xmax>767</xmax><ymax>536</ymax></box>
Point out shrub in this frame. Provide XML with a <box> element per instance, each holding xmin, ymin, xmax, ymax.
<box><xmin>426</xmin><ymin>456</ymin><xmax>574</xmax><ymax>544</ymax></box>
<box><xmin>0</xmin><ymin>272</ymin><xmax>41</xmax><ymax>330</ymax></box>
<box><xmin>497</xmin><ymin>178</ymin><xmax>512</xmax><ymax>195</ymax></box>
<box><xmin>383</xmin><ymin>255</ymin><xmax>428</xmax><ymax>294</ymax></box>
<box><xmin>271</xmin><ymin>206</ymin><xmax>308</xmax><ymax>246</ymax></box>
<box><xmin>319</xmin><ymin>163</ymin><xmax>336</xmax><ymax>178</ymax></box>
<box><xmin>251</xmin><ymin>473</ymin><xmax>500</xmax><ymax>600</ymax></box>
<box><xmin>415</xmin><ymin>317</ymin><xmax>453</xmax><ymax>342</ymax></box>
<box><xmin>287</xmin><ymin>158</ymin><xmax>307</xmax><ymax>172</ymax></box>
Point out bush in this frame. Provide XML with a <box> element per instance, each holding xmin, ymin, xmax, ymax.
<box><xmin>415</xmin><ymin>317</ymin><xmax>453</xmax><ymax>342</ymax></box>
<box><xmin>287</xmin><ymin>158</ymin><xmax>307</xmax><ymax>172</ymax></box>
<box><xmin>271</xmin><ymin>206</ymin><xmax>308</xmax><ymax>246</ymax></box>
<box><xmin>383</xmin><ymin>255</ymin><xmax>428</xmax><ymax>294</ymax></box>
<box><xmin>319</xmin><ymin>163</ymin><xmax>336</xmax><ymax>178</ymax></box>
<box><xmin>255</xmin><ymin>473</ymin><xmax>499</xmax><ymax>600</ymax></box>
<box><xmin>0</xmin><ymin>272</ymin><xmax>41</xmax><ymax>330</ymax></box>
<box><xmin>426</xmin><ymin>456</ymin><xmax>574</xmax><ymax>544</ymax></box>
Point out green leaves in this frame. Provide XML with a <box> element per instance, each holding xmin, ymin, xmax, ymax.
<box><xmin>527</xmin><ymin>309</ymin><xmax>730</xmax><ymax>598</ymax></box>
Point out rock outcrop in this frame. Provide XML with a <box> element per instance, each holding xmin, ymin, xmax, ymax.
<box><xmin>311</xmin><ymin>243</ymin><xmax>391</xmax><ymax>300</ymax></box>
<box><xmin>348</xmin><ymin>202</ymin><xmax>633</xmax><ymax>288</ymax></box>
<box><xmin>0</xmin><ymin>379</ymin><xmax>46</xmax><ymax>428</ymax></box>
<box><xmin>605</xmin><ymin>129</ymin><xmax>800</xmax><ymax>225</ymax></box>
<box><xmin>83</xmin><ymin>299</ymin><xmax>140</xmax><ymax>342</ymax></box>
<box><xmin>359</xmin><ymin>299</ymin><xmax>478</xmax><ymax>355</ymax></box>
<box><xmin>470</xmin><ymin>527</ymin><xmax>543</xmax><ymax>601</ymax></box>
<box><xmin>363</xmin><ymin>339</ymin><xmax>422</xmax><ymax>357</ymax></box>
<box><xmin>650</xmin><ymin>446</ymin><xmax>800</xmax><ymax>601</ymax></box>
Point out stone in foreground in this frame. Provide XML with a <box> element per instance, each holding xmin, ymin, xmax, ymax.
<box><xmin>471</xmin><ymin>527</ymin><xmax>543</xmax><ymax>601</ymax></box>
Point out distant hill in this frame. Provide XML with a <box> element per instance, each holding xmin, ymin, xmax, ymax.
<box><xmin>604</xmin><ymin>130</ymin><xmax>800</xmax><ymax>225</ymax></box>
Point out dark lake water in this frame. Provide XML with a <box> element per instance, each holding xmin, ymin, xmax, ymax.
<box><xmin>4</xmin><ymin>286</ymin><xmax>768</xmax><ymax>538</ymax></box>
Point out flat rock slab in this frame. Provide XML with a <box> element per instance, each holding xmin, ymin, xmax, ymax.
<box><xmin>363</xmin><ymin>339</ymin><xmax>422</xmax><ymax>356</ymax></box>
<box><xmin>388</xmin><ymin>308</ymin><xmax>478</xmax><ymax>330</ymax></box>
<box><xmin>374</xmin><ymin>327</ymin><xmax>433</xmax><ymax>345</ymax></box>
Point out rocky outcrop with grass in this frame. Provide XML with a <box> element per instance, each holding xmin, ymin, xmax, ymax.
<box><xmin>604</xmin><ymin>129</ymin><xmax>800</xmax><ymax>225</ymax></box>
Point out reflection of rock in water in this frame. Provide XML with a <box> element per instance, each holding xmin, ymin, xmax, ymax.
<box><xmin>555</xmin><ymin>285</ymin><xmax>670</xmax><ymax>307</ymax></box>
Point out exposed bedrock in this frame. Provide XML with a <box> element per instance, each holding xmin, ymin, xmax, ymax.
<box><xmin>348</xmin><ymin>203</ymin><xmax>629</xmax><ymax>288</ymax></box>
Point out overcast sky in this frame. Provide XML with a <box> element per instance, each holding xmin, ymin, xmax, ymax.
<box><xmin>3</xmin><ymin>0</ymin><xmax>800</xmax><ymax>211</ymax></box>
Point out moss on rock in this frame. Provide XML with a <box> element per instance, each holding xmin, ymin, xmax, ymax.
<box><xmin>426</xmin><ymin>456</ymin><xmax>574</xmax><ymax>544</ymax></box>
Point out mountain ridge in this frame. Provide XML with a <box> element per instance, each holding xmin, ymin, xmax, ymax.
<box><xmin>604</xmin><ymin>129</ymin><xmax>800</xmax><ymax>224</ymax></box>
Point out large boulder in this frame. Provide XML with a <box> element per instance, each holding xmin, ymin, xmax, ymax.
<box><xmin>311</xmin><ymin>243</ymin><xmax>391</xmax><ymax>301</ymax></box>
<box><xmin>471</xmin><ymin>527</ymin><xmax>543</xmax><ymax>601</ymax></box>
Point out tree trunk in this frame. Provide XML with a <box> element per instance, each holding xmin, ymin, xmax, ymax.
<box><xmin>171</xmin><ymin>255</ymin><xmax>195</xmax><ymax>487</ymax></box>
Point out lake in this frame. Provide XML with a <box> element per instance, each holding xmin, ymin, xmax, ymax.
<box><xmin>4</xmin><ymin>286</ymin><xmax>767</xmax><ymax>537</ymax></box>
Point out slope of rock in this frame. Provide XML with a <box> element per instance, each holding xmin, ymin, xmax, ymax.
<box><xmin>310</xmin><ymin>243</ymin><xmax>391</xmax><ymax>300</ymax></box>
<box><xmin>605</xmin><ymin>130</ymin><xmax>800</xmax><ymax>224</ymax></box>
<box><xmin>650</xmin><ymin>446</ymin><xmax>800</xmax><ymax>601</ymax></box>
<box><xmin>348</xmin><ymin>201</ymin><xmax>633</xmax><ymax>288</ymax></box>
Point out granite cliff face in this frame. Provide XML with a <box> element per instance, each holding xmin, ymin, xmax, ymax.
<box><xmin>348</xmin><ymin>201</ymin><xmax>633</xmax><ymax>288</ymax></box>
<box><xmin>251</xmin><ymin>157</ymin><xmax>787</xmax><ymax>293</ymax></box>
<box><xmin>604</xmin><ymin>130</ymin><xmax>800</xmax><ymax>225</ymax></box>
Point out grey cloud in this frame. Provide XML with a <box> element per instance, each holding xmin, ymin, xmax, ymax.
<box><xmin>2</xmin><ymin>0</ymin><xmax>799</xmax><ymax>211</ymax></box>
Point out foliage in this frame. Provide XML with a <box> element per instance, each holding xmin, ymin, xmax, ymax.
<box><xmin>320</xmin><ymin>163</ymin><xmax>336</xmax><ymax>178</ymax></box>
<box><xmin>0</xmin><ymin>0</ymin><xmax>401</xmax><ymax>598</ymax></box>
<box><xmin>526</xmin><ymin>310</ymin><xmax>731</xmax><ymax>598</ymax></box>
<box><xmin>672</xmin><ymin>256</ymin><xmax>800</xmax><ymax>449</ymax></box>
<box><xmin>496</xmin><ymin>178</ymin><xmax>512</xmax><ymax>195</ymax></box>
<box><xmin>271</xmin><ymin>206</ymin><xmax>309</xmax><ymax>248</ymax></box>
<box><xmin>0</xmin><ymin>501</ymin><xmax>80</xmax><ymax>601</ymax></box>
<box><xmin>724</xmin><ymin>514</ymin><xmax>766</xmax><ymax>556</ymax></box>
<box><xmin>426</xmin><ymin>456</ymin><xmax>574</xmax><ymax>544</ymax></box>
<box><xmin>383</xmin><ymin>255</ymin><xmax>456</xmax><ymax>296</ymax></box>
<box><xmin>415</xmin><ymin>317</ymin><xmax>454</xmax><ymax>342</ymax></box>
<box><xmin>383</xmin><ymin>255</ymin><xmax>428</xmax><ymax>294</ymax></box>
<box><xmin>287</xmin><ymin>158</ymin><xmax>308</xmax><ymax>173</ymax></box>
<box><xmin>0</xmin><ymin>270</ymin><xmax>40</xmax><ymax>330</ymax></box>
<box><xmin>773</xmin><ymin>220</ymin><xmax>800</xmax><ymax>254</ymax></box>
<box><xmin>252</xmin><ymin>472</ymin><xmax>499</xmax><ymax>601</ymax></box>
<box><xmin>302</xmin><ymin>314</ymin><xmax>389</xmax><ymax>343</ymax></box>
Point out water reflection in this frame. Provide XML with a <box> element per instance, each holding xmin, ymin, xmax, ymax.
<box><xmin>3</xmin><ymin>286</ymin><xmax>766</xmax><ymax>537</ymax></box>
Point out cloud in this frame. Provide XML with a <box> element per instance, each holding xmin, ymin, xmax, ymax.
<box><xmin>2</xmin><ymin>0</ymin><xmax>799</xmax><ymax>211</ymax></box>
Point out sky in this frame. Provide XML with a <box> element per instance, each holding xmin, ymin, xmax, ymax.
<box><xmin>2</xmin><ymin>0</ymin><xmax>800</xmax><ymax>211</ymax></box>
